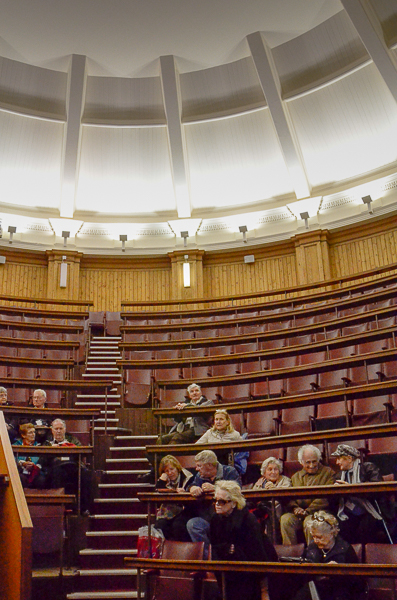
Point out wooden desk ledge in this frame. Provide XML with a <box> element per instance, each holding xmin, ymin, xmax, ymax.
<box><xmin>125</xmin><ymin>557</ymin><xmax>397</xmax><ymax>578</ymax></box>
<box><xmin>25</xmin><ymin>489</ymin><xmax>76</xmax><ymax>505</ymax></box>
<box><xmin>137</xmin><ymin>482</ymin><xmax>397</xmax><ymax>504</ymax></box>
<box><xmin>12</xmin><ymin>445</ymin><xmax>93</xmax><ymax>455</ymax></box>
<box><xmin>147</xmin><ymin>422</ymin><xmax>397</xmax><ymax>455</ymax></box>
<box><xmin>2</xmin><ymin>377</ymin><xmax>114</xmax><ymax>390</ymax></box>
<box><xmin>2</xmin><ymin>406</ymin><xmax>101</xmax><ymax>418</ymax></box>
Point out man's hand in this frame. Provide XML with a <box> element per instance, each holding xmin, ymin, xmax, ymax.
<box><xmin>174</xmin><ymin>403</ymin><xmax>186</xmax><ymax>410</ymax></box>
<box><xmin>189</xmin><ymin>486</ymin><xmax>203</xmax><ymax>497</ymax></box>
<box><xmin>293</xmin><ymin>507</ymin><xmax>307</xmax><ymax>517</ymax></box>
<box><xmin>201</xmin><ymin>482</ymin><xmax>215</xmax><ymax>492</ymax></box>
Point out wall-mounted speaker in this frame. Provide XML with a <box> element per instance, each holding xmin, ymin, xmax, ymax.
<box><xmin>244</xmin><ymin>255</ymin><xmax>255</xmax><ymax>264</ymax></box>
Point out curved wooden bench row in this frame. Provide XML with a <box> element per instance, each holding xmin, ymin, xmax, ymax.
<box><xmin>0</xmin><ymin>294</ymin><xmax>93</xmax><ymax>310</ymax></box>
<box><xmin>0</xmin><ymin>306</ymin><xmax>89</xmax><ymax>320</ymax></box>
<box><xmin>118</xmin><ymin>325</ymin><xmax>396</xmax><ymax>373</ymax></box>
<box><xmin>120</xmin><ymin>304</ymin><xmax>396</xmax><ymax>352</ymax></box>
<box><xmin>0</xmin><ymin>336</ymin><xmax>79</xmax><ymax>351</ymax></box>
<box><xmin>146</xmin><ymin>422</ymin><xmax>397</xmax><ymax>458</ymax></box>
<box><xmin>121</xmin><ymin>262</ymin><xmax>397</xmax><ymax>315</ymax></box>
<box><xmin>154</xmin><ymin>347</ymin><xmax>396</xmax><ymax>397</ymax></box>
<box><xmin>120</xmin><ymin>286</ymin><xmax>396</xmax><ymax>337</ymax></box>
<box><xmin>0</xmin><ymin>320</ymin><xmax>85</xmax><ymax>334</ymax></box>
<box><xmin>152</xmin><ymin>379</ymin><xmax>397</xmax><ymax>433</ymax></box>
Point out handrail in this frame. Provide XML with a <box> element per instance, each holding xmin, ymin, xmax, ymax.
<box><xmin>0</xmin><ymin>412</ymin><xmax>32</xmax><ymax>600</ymax></box>
<box><xmin>121</xmin><ymin>262</ymin><xmax>397</xmax><ymax>311</ymax></box>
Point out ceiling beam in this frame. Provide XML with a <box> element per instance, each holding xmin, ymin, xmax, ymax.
<box><xmin>60</xmin><ymin>54</ymin><xmax>87</xmax><ymax>219</ymax></box>
<box><xmin>341</xmin><ymin>0</ymin><xmax>397</xmax><ymax>102</ymax></box>
<box><xmin>160</xmin><ymin>55</ymin><xmax>191</xmax><ymax>219</ymax></box>
<box><xmin>247</xmin><ymin>31</ymin><xmax>311</xmax><ymax>200</ymax></box>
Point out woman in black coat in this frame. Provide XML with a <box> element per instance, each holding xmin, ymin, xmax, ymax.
<box><xmin>209</xmin><ymin>480</ymin><xmax>279</xmax><ymax>600</ymax></box>
<box><xmin>291</xmin><ymin>511</ymin><xmax>366</xmax><ymax>600</ymax></box>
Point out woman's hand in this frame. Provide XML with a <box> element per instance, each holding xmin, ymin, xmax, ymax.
<box><xmin>228</xmin><ymin>544</ymin><xmax>235</xmax><ymax>554</ymax></box>
<box><xmin>159</xmin><ymin>473</ymin><xmax>169</xmax><ymax>482</ymax></box>
<box><xmin>334</xmin><ymin>480</ymin><xmax>349</xmax><ymax>485</ymax></box>
<box><xmin>174</xmin><ymin>403</ymin><xmax>186</xmax><ymax>410</ymax></box>
<box><xmin>264</xmin><ymin>481</ymin><xmax>275</xmax><ymax>490</ymax></box>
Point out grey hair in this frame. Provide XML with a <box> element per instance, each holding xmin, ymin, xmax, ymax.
<box><xmin>34</xmin><ymin>389</ymin><xmax>47</xmax><ymax>398</ymax></box>
<box><xmin>195</xmin><ymin>449</ymin><xmax>217</xmax><ymax>465</ymax></box>
<box><xmin>51</xmin><ymin>418</ymin><xmax>66</xmax><ymax>429</ymax></box>
<box><xmin>187</xmin><ymin>383</ymin><xmax>201</xmax><ymax>393</ymax></box>
<box><xmin>260</xmin><ymin>457</ymin><xmax>283</xmax><ymax>476</ymax></box>
<box><xmin>298</xmin><ymin>444</ymin><xmax>322</xmax><ymax>465</ymax></box>
<box><xmin>0</xmin><ymin>387</ymin><xmax>7</xmax><ymax>394</ymax></box>
<box><xmin>215</xmin><ymin>480</ymin><xmax>245</xmax><ymax>510</ymax></box>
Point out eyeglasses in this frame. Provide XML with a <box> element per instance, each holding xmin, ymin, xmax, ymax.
<box><xmin>312</xmin><ymin>514</ymin><xmax>335</xmax><ymax>527</ymax></box>
<box><xmin>212</xmin><ymin>498</ymin><xmax>231</xmax><ymax>506</ymax></box>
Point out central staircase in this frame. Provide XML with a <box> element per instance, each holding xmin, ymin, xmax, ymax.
<box><xmin>67</xmin><ymin>434</ymin><xmax>156</xmax><ymax>599</ymax></box>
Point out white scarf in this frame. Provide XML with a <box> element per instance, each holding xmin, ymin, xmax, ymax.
<box><xmin>337</xmin><ymin>458</ymin><xmax>382</xmax><ymax>521</ymax></box>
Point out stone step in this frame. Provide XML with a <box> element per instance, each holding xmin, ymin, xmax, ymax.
<box><xmin>67</xmin><ymin>592</ymin><xmax>137</xmax><ymax>599</ymax></box>
<box><xmin>94</xmin><ymin>427</ymin><xmax>119</xmax><ymax>432</ymax></box>
<box><xmin>78</xmin><ymin>569</ymin><xmax>137</xmax><ymax>576</ymax></box>
<box><xmin>76</xmin><ymin>402</ymin><xmax>121</xmax><ymax>407</ymax></box>
<box><xmin>77</xmin><ymin>394</ymin><xmax>120</xmax><ymax>398</ymax></box>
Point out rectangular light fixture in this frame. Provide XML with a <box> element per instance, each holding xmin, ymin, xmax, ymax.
<box><xmin>183</xmin><ymin>261</ymin><xmax>190</xmax><ymax>287</ymax></box>
<box><xmin>60</xmin><ymin>261</ymin><xmax>68</xmax><ymax>288</ymax></box>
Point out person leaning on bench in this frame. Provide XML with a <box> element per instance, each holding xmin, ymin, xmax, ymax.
<box><xmin>138</xmin><ymin>383</ymin><xmax>214</xmax><ymax>482</ymax></box>
<box><xmin>332</xmin><ymin>443</ymin><xmax>395</xmax><ymax>544</ymax></box>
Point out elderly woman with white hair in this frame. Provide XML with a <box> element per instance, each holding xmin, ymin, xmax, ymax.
<box><xmin>253</xmin><ymin>457</ymin><xmax>291</xmax><ymax>541</ymax></box>
<box><xmin>291</xmin><ymin>510</ymin><xmax>366</xmax><ymax>600</ymax></box>
<box><xmin>209</xmin><ymin>480</ymin><xmax>279</xmax><ymax>600</ymax></box>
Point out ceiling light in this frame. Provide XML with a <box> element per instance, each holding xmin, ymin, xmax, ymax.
<box><xmin>62</xmin><ymin>231</ymin><xmax>70</xmax><ymax>247</ymax></box>
<box><xmin>8</xmin><ymin>226</ymin><xmax>16</xmax><ymax>244</ymax></box>
<box><xmin>239</xmin><ymin>225</ymin><xmax>248</xmax><ymax>243</ymax></box>
<box><xmin>119</xmin><ymin>235</ymin><xmax>127</xmax><ymax>252</ymax></box>
<box><xmin>300</xmin><ymin>212</ymin><xmax>309</xmax><ymax>229</ymax></box>
<box><xmin>362</xmin><ymin>195</ymin><xmax>373</xmax><ymax>214</ymax></box>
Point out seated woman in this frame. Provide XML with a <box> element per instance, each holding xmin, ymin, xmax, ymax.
<box><xmin>195</xmin><ymin>409</ymin><xmax>241</xmax><ymax>466</ymax></box>
<box><xmin>209</xmin><ymin>480</ymin><xmax>279</xmax><ymax>600</ymax></box>
<box><xmin>154</xmin><ymin>455</ymin><xmax>194</xmax><ymax>541</ymax></box>
<box><xmin>14</xmin><ymin>423</ymin><xmax>47</xmax><ymax>488</ymax></box>
<box><xmin>252</xmin><ymin>456</ymin><xmax>291</xmax><ymax>541</ymax></box>
<box><xmin>291</xmin><ymin>510</ymin><xmax>366</xmax><ymax>600</ymax></box>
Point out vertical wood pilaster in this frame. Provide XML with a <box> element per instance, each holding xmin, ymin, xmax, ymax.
<box><xmin>168</xmin><ymin>250</ymin><xmax>205</xmax><ymax>301</ymax></box>
<box><xmin>293</xmin><ymin>230</ymin><xmax>331</xmax><ymax>286</ymax></box>
<box><xmin>46</xmin><ymin>250</ymin><xmax>82</xmax><ymax>300</ymax></box>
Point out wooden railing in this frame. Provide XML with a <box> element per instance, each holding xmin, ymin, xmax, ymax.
<box><xmin>0</xmin><ymin>412</ymin><xmax>32</xmax><ymax>600</ymax></box>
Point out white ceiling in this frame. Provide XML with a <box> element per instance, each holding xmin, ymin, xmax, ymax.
<box><xmin>0</xmin><ymin>0</ymin><xmax>396</xmax><ymax>254</ymax></box>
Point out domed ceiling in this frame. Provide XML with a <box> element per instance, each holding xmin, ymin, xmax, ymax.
<box><xmin>0</xmin><ymin>0</ymin><xmax>396</xmax><ymax>253</ymax></box>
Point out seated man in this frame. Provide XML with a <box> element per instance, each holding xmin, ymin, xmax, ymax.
<box><xmin>0</xmin><ymin>386</ymin><xmax>19</xmax><ymax>442</ymax></box>
<box><xmin>19</xmin><ymin>389</ymin><xmax>52</xmax><ymax>443</ymax></box>
<box><xmin>280</xmin><ymin>444</ymin><xmax>335</xmax><ymax>545</ymax></box>
<box><xmin>184</xmin><ymin>449</ymin><xmax>241</xmax><ymax>554</ymax></box>
<box><xmin>159</xmin><ymin>383</ymin><xmax>214</xmax><ymax>445</ymax></box>
<box><xmin>332</xmin><ymin>443</ymin><xmax>394</xmax><ymax>543</ymax></box>
<box><xmin>139</xmin><ymin>383</ymin><xmax>214</xmax><ymax>481</ymax></box>
<box><xmin>44</xmin><ymin>418</ymin><xmax>95</xmax><ymax>514</ymax></box>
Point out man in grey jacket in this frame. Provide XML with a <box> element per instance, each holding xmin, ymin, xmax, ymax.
<box><xmin>138</xmin><ymin>384</ymin><xmax>214</xmax><ymax>481</ymax></box>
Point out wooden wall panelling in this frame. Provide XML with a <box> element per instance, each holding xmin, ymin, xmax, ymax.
<box><xmin>0</xmin><ymin>257</ymin><xmax>47</xmax><ymax>300</ymax></box>
<box><xmin>329</xmin><ymin>216</ymin><xmax>397</xmax><ymax>279</ymax></box>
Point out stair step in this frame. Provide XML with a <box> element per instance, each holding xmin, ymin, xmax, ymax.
<box><xmin>115</xmin><ymin>436</ymin><xmax>156</xmax><ymax>440</ymax></box>
<box><xmin>106</xmin><ymin>458</ymin><xmax>147</xmax><ymax>463</ymax></box>
<box><xmin>78</xmin><ymin>569</ymin><xmax>138</xmax><ymax>576</ymax></box>
<box><xmin>74</xmin><ymin>402</ymin><xmax>120</xmax><ymax>408</ymax></box>
<box><xmin>110</xmin><ymin>447</ymin><xmax>149</xmax><ymax>452</ymax></box>
<box><xmin>67</xmin><ymin>592</ymin><xmax>137</xmax><ymax>599</ymax></box>
<box><xmin>86</xmin><ymin>531</ymin><xmax>139</xmax><ymax>538</ymax></box>
<box><xmin>91</xmin><ymin>514</ymin><xmax>145</xmax><ymax>520</ymax></box>
<box><xmin>94</xmin><ymin>427</ymin><xmax>119</xmax><ymax>432</ymax></box>
<box><xmin>94</xmin><ymin>498</ymin><xmax>140</xmax><ymax>503</ymax></box>
<box><xmin>99</xmin><ymin>483</ymin><xmax>152</xmax><ymax>488</ymax></box>
<box><xmin>77</xmin><ymin>394</ymin><xmax>120</xmax><ymax>398</ymax></box>
<box><xmin>81</xmin><ymin>548</ymin><xmax>137</xmax><ymax>555</ymax></box>
<box><xmin>96</xmin><ymin>418</ymin><xmax>119</xmax><ymax>423</ymax></box>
